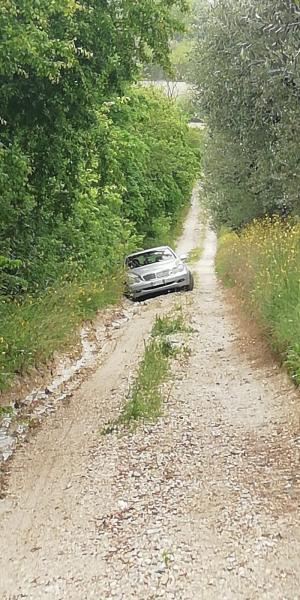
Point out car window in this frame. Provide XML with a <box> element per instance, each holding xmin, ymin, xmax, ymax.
<box><xmin>126</xmin><ymin>249</ymin><xmax>174</xmax><ymax>269</ymax></box>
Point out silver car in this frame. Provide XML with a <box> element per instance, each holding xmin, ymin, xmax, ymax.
<box><xmin>125</xmin><ymin>246</ymin><xmax>194</xmax><ymax>300</ymax></box>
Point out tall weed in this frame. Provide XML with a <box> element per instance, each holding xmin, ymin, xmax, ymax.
<box><xmin>0</xmin><ymin>274</ymin><xmax>123</xmax><ymax>390</ymax></box>
<box><xmin>216</xmin><ymin>217</ymin><xmax>300</xmax><ymax>383</ymax></box>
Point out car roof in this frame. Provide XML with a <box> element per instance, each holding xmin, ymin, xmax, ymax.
<box><xmin>126</xmin><ymin>246</ymin><xmax>174</xmax><ymax>259</ymax></box>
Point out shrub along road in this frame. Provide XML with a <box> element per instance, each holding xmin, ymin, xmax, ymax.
<box><xmin>0</xmin><ymin>190</ymin><xmax>299</xmax><ymax>599</ymax></box>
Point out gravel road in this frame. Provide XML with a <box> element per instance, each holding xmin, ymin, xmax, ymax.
<box><xmin>0</xmin><ymin>191</ymin><xmax>300</xmax><ymax>599</ymax></box>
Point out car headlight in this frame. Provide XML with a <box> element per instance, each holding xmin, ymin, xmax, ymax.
<box><xmin>171</xmin><ymin>264</ymin><xmax>185</xmax><ymax>275</ymax></box>
<box><xmin>127</xmin><ymin>273</ymin><xmax>141</xmax><ymax>284</ymax></box>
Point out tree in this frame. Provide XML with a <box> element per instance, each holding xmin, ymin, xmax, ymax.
<box><xmin>192</xmin><ymin>0</ymin><xmax>300</xmax><ymax>229</ymax></box>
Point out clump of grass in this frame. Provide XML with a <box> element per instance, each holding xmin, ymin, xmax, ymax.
<box><xmin>187</xmin><ymin>246</ymin><xmax>203</xmax><ymax>264</ymax></box>
<box><xmin>0</xmin><ymin>273</ymin><xmax>123</xmax><ymax>391</ymax></box>
<box><xmin>0</xmin><ymin>405</ymin><xmax>13</xmax><ymax>417</ymax></box>
<box><xmin>186</xmin><ymin>221</ymin><xmax>206</xmax><ymax>265</ymax></box>
<box><xmin>162</xmin><ymin>548</ymin><xmax>173</xmax><ymax>568</ymax></box>
<box><xmin>152</xmin><ymin>310</ymin><xmax>190</xmax><ymax>337</ymax></box>
<box><xmin>119</xmin><ymin>339</ymin><xmax>170</xmax><ymax>424</ymax></box>
<box><xmin>216</xmin><ymin>217</ymin><xmax>300</xmax><ymax>384</ymax></box>
<box><xmin>103</xmin><ymin>311</ymin><xmax>190</xmax><ymax>432</ymax></box>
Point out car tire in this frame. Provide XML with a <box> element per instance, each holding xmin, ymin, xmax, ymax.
<box><xmin>186</xmin><ymin>273</ymin><xmax>194</xmax><ymax>291</ymax></box>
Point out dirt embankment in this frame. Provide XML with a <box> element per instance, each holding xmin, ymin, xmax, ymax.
<box><xmin>0</xmin><ymin>188</ymin><xmax>300</xmax><ymax>600</ymax></box>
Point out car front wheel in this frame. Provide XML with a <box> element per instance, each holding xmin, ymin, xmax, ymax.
<box><xmin>185</xmin><ymin>272</ymin><xmax>194</xmax><ymax>291</ymax></box>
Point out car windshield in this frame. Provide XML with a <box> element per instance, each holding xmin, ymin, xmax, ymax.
<box><xmin>126</xmin><ymin>249</ymin><xmax>174</xmax><ymax>269</ymax></box>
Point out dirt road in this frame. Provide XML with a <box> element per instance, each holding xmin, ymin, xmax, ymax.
<box><xmin>0</xmin><ymin>190</ymin><xmax>300</xmax><ymax>599</ymax></box>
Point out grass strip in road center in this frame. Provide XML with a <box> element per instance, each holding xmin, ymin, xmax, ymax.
<box><xmin>186</xmin><ymin>221</ymin><xmax>207</xmax><ymax>266</ymax></box>
<box><xmin>187</xmin><ymin>246</ymin><xmax>203</xmax><ymax>264</ymax></box>
<box><xmin>151</xmin><ymin>310</ymin><xmax>191</xmax><ymax>338</ymax></box>
<box><xmin>119</xmin><ymin>338</ymin><xmax>171</xmax><ymax>424</ymax></box>
<box><xmin>102</xmin><ymin>309</ymin><xmax>190</xmax><ymax>432</ymax></box>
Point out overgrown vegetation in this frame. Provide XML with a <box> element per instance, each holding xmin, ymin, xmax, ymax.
<box><xmin>192</xmin><ymin>0</ymin><xmax>300</xmax><ymax>229</ymax></box>
<box><xmin>103</xmin><ymin>310</ymin><xmax>188</xmax><ymax>430</ymax></box>
<box><xmin>0</xmin><ymin>1</ymin><xmax>200</xmax><ymax>390</ymax></box>
<box><xmin>217</xmin><ymin>219</ymin><xmax>300</xmax><ymax>384</ymax></box>
<box><xmin>0</xmin><ymin>275</ymin><xmax>123</xmax><ymax>390</ymax></box>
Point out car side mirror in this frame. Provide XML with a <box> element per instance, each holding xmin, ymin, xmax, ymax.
<box><xmin>179</xmin><ymin>254</ymin><xmax>187</xmax><ymax>262</ymax></box>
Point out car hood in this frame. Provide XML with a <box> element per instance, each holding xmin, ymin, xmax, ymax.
<box><xmin>130</xmin><ymin>259</ymin><xmax>179</xmax><ymax>276</ymax></box>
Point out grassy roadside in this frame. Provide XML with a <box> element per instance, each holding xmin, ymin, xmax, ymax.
<box><xmin>0</xmin><ymin>273</ymin><xmax>123</xmax><ymax>392</ymax></box>
<box><xmin>216</xmin><ymin>217</ymin><xmax>300</xmax><ymax>384</ymax></box>
<box><xmin>103</xmin><ymin>309</ymin><xmax>190</xmax><ymax>431</ymax></box>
